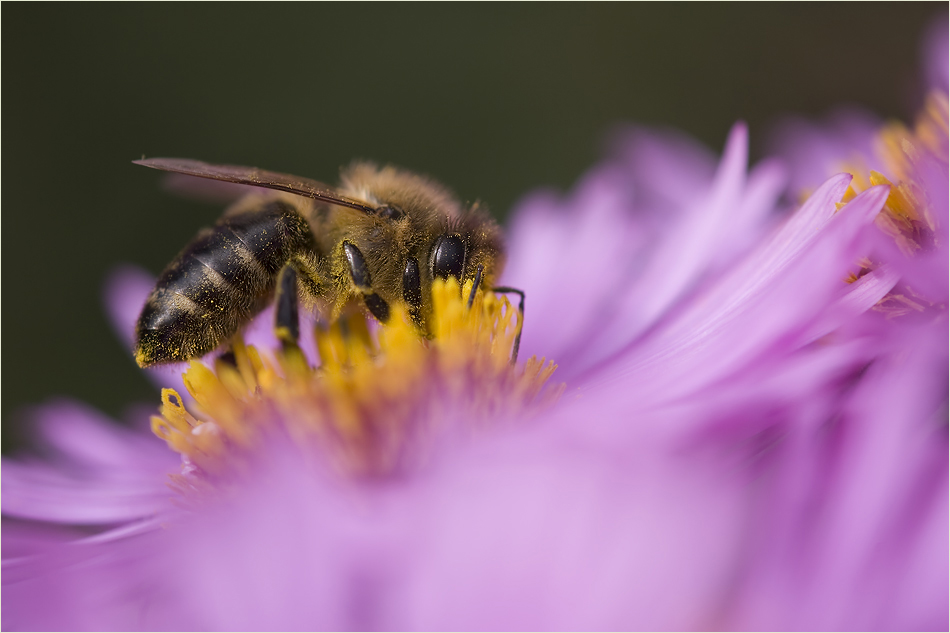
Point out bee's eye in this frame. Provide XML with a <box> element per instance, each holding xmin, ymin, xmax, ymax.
<box><xmin>431</xmin><ymin>234</ymin><xmax>466</xmax><ymax>281</ymax></box>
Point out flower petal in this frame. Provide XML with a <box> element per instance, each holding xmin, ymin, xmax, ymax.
<box><xmin>396</xmin><ymin>432</ymin><xmax>745</xmax><ymax>630</ymax></box>
<box><xmin>2</xmin><ymin>400</ymin><xmax>176</xmax><ymax>524</ymax></box>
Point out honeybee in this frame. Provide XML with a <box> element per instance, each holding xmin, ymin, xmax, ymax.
<box><xmin>133</xmin><ymin>158</ymin><xmax>522</xmax><ymax>367</ymax></box>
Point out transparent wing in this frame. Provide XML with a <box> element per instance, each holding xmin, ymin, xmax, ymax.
<box><xmin>160</xmin><ymin>172</ymin><xmax>259</xmax><ymax>204</ymax></box>
<box><xmin>134</xmin><ymin>157</ymin><xmax>375</xmax><ymax>214</ymax></box>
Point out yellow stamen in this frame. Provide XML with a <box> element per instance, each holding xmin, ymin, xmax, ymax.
<box><xmin>152</xmin><ymin>280</ymin><xmax>560</xmax><ymax>479</ymax></box>
<box><xmin>833</xmin><ymin>88</ymin><xmax>947</xmax><ymax>316</ymax></box>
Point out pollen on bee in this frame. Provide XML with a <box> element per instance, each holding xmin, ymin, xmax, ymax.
<box><xmin>151</xmin><ymin>279</ymin><xmax>560</xmax><ymax>480</ymax></box>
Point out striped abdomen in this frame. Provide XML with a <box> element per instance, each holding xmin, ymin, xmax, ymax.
<box><xmin>135</xmin><ymin>200</ymin><xmax>315</xmax><ymax>366</ymax></box>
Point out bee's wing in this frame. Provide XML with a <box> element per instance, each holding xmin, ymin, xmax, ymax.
<box><xmin>160</xmin><ymin>173</ymin><xmax>260</xmax><ymax>204</ymax></box>
<box><xmin>134</xmin><ymin>157</ymin><xmax>376</xmax><ymax>214</ymax></box>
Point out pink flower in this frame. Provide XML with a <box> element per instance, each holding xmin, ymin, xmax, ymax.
<box><xmin>3</xmin><ymin>27</ymin><xmax>946</xmax><ymax>630</ymax></box>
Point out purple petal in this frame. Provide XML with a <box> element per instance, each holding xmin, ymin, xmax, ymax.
<box><xmin>2</xmin><ymin>400</ymin><xmax>176</xmax><ymax>524</ymax></box>
<box><xmin>590</xmin><ymin>182</ymin><xmax>887</xmax><ymax>403</ymax></box>
<box><xmin>732</xmin><ymin>325</ymin><xmax>948</xmax><ymax>630</ymax></box>
<box><xmin>922</xmin><ymin>17</ymin><xmax>949</xmax><ymax>93</ymax></box>
<box><xmin>503</xmin><ymin>122</ymin><xmax>786</xmax><ymax>382</ymax></box>
<box><xmin>610</xmin><ymin>124</ymin><xmax>718</xmax><ymax>212</ymax></box>
<box><xmin>102</xmin><ymin>264</ymin><xmax>154</xmax><ymax>351</ymax></box>
<box><xmin>768</xmin><ymin>108</ymin><xmax>884</xmax><ymax>195</ymax></box>
<box><xmin>580</xmin><ymin>123</ymin><xmax>786</xmax><ymax>371</ymax></box>
<box><xmin>396</xmin><ymin>435</ymin><xmax>745</xmax><ymax>630</ymax></box>
<box><xmin>800</xmin><ymin>264</ymin><xmax>899</xmax><ymax>344</ymax></box>
<box><xmin>501</xmin><ymin>168</ymin><xmax>644</xmax><ymax>375</ymax></box>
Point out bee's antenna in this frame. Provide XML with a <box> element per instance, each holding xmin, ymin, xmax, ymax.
<box><xmin>467</xmin><ymin>265</ymin><xmax>484</xmax><ymax>310</ymax></box>
<box><xmin>490</xmin><ymin>286</ymin><xmax>525</xmax><ymax>364</ymax></box>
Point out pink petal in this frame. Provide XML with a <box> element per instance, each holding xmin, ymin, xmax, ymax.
<box><xmin>2</xmin><ymin>401</ymin><xmax>176</xmax><ymax>524</ymax></box>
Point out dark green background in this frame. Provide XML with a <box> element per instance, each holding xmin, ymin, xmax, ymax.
<box><xmin>2</xmin><ymin>4</ymin><xmax>944</xmax><ymax>450</ymax></box>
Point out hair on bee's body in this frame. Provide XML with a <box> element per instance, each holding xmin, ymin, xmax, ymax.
<box><xmin>135</xmin><ymin>194</ymin><xmax>319</xmax><ymax>366</ymax></box>
<box><xmin>133</xmin><ymin>159</ymin><xmax>507</xmax><ymax>367</ymax></box>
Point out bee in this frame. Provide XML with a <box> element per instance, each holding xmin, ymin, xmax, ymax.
<box><xmin>133</xmin><ymin>158</ymin><xmax>523</xmax><ymax>368</ymax></box>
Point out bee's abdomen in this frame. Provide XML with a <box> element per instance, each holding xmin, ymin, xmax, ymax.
<box><xmin>135</xmin><ymin>201</ymin><xmax>314</xmax><ymax>366</ymax></box>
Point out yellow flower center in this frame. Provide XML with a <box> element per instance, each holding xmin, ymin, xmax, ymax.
<box><xmin>151</xmin><ymin>278</ymin><xmax>561</xmax><ymax>481</ymax></box>
<box><xmin>837</xmin><ymin>91</ymin><xmax>948</xmax><ymax>254</ymax></box>
<box><xmin>836</xmin><ymin>91</ymin><xmax>948</xmax><ymax>317</ymax></box>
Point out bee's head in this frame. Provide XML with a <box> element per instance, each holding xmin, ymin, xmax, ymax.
<box><xmin>421</xmin><ymin>203</ymin><xmax>506</xmax><ymax>305</ymax></box>
<box><xmin>339</xmin><ymin>162</ymin><xmax>505</xmax><ymax>328</ymax></box>
<box><xmin>392</xmin><ymin>217</ymin><xmax>503</xmax><ymax>330</ymax></box>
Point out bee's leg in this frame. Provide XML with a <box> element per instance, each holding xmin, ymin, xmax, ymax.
<box><xmin>466</xmin><ymin>265</ymin><xmax>484</xmax><ymax>310</ymax></box>
<box><xmin>275</xmin><ymin>265</ymin><xmax>301</xmax><ymax>350</ymax></box>
<box><xmin>213</xmin><ymin>345</ymin><xmax>242</xmax><ymax>379</ymax></box>
<box><xmin>218</xmin><ymin>348</ymin><xmax>238</xmax><ymax>367</ymax></box>
<box><xmin>491</xmin><ymin>286</ymin><xmax>525</xmax><ymax>364</ymax></box>
<box><xmin>342</xmin><ymin>241</ymin><xmax>390</xmax><ymax>323</ymax></box>
<box><xmin>402</xmin><ymin>257</ymin><xmax>423</xmax><ymax>326</ymax></box>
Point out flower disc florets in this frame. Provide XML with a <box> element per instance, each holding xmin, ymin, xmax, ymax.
<box><xmin>837</xmin><ymin>91</ymin><xmax>948</xmax><ymax>316</ymax></box>
<box><xmin>839</xmin><ymin>93</ymin><xmax>946</xmax><ymax>249</ymax></box>
<box><xmin>151</xmin><ymin>278</ymin><xmax>561</xmax><ymax>485</ymax></box>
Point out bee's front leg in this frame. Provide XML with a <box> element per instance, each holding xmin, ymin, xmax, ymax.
<box><xmin>492</xmin><ymin>286</ymin><xmax>525</xmax><ymax>364</ymax></box>
<box><xmin>342</xmin><ymin>241</ymin><xmax>390</xmax><ymax>323</ymax></box>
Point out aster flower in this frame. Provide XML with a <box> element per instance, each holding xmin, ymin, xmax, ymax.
<box><xmin>4</xmin><ymin>35</ymin><xmax>947</xmax><ymax>632</ymax></box>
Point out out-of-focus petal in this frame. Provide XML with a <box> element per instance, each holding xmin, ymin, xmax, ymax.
<box><xmin>732</xmin><ymin>324</ymin><xmax>948</xmax><ymax>630</ymax></box>
<box><xmin>395</xmin><ymin>433</ymin><xmax>745</xmax><ymax>631</ymax></box>
<box><xmin>1</xmin><ymin>400</ymin><xmax>176</xmax><ymax>524</ymax></box>
<box><xmin>103</xmin><ymin>265</ymin><xmax>154</xmax><ymax>351</ymax></box>
<box><xmin>768</xmin><ymin>108</ymin><xmax>884</xmax><ymax>196</ymax></box>
<box><xmin>150</xmin><ymin>457</ymin><xmax>406</xmax><ymax>631</ymax></box>
<box><xmin>501</xmin><ymin>167</ymin><xmax>643</xmax><ymax>376</ymax></box>
<box><xmin>609</xmin><ymin>124</ymin><xmax>718</xmax><ymax>212</ymax></box>
<box><xmin>581</xmin><ymin>124</ymin><xmax>786</xmax><ymax>371</ymax></box>
<box><xmin>2</xmin><ymin>521</ymin><xmax>167</xmax><ymax>631</ymax></box>
<box><xmin>590</xmin><ymin>181</ymin><xmax>887</xmax><ymax>401</ymax></box>
<box><xmin>922</xmin><ymin>17</ymin><xmax>949</xmax><ymax>93</ymax></box>
<box><xmin>874</xmin><ymin>150</ymin><xmax>950</xmax><ymax>302</ymax></box>
<box><xmin>504</xmin><ymin>123</ymin><xmax>785</xmax><ymax>382</ymax></box>
<box><xmin>801</xmin><ymin>263</ymin><xmax>899</xmax><ymax>344</ymax></box>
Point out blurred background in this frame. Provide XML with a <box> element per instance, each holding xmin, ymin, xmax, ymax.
<box><xmin>2</xmin><ymin>4</ymin><xmax>944</xmax><ymax>450</ymax></box>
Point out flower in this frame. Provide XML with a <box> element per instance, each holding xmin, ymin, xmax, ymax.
<box><xmin>4</xmin><ymin>31</ymin><xmax>947</xmax><ymax>630</ymax></box>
